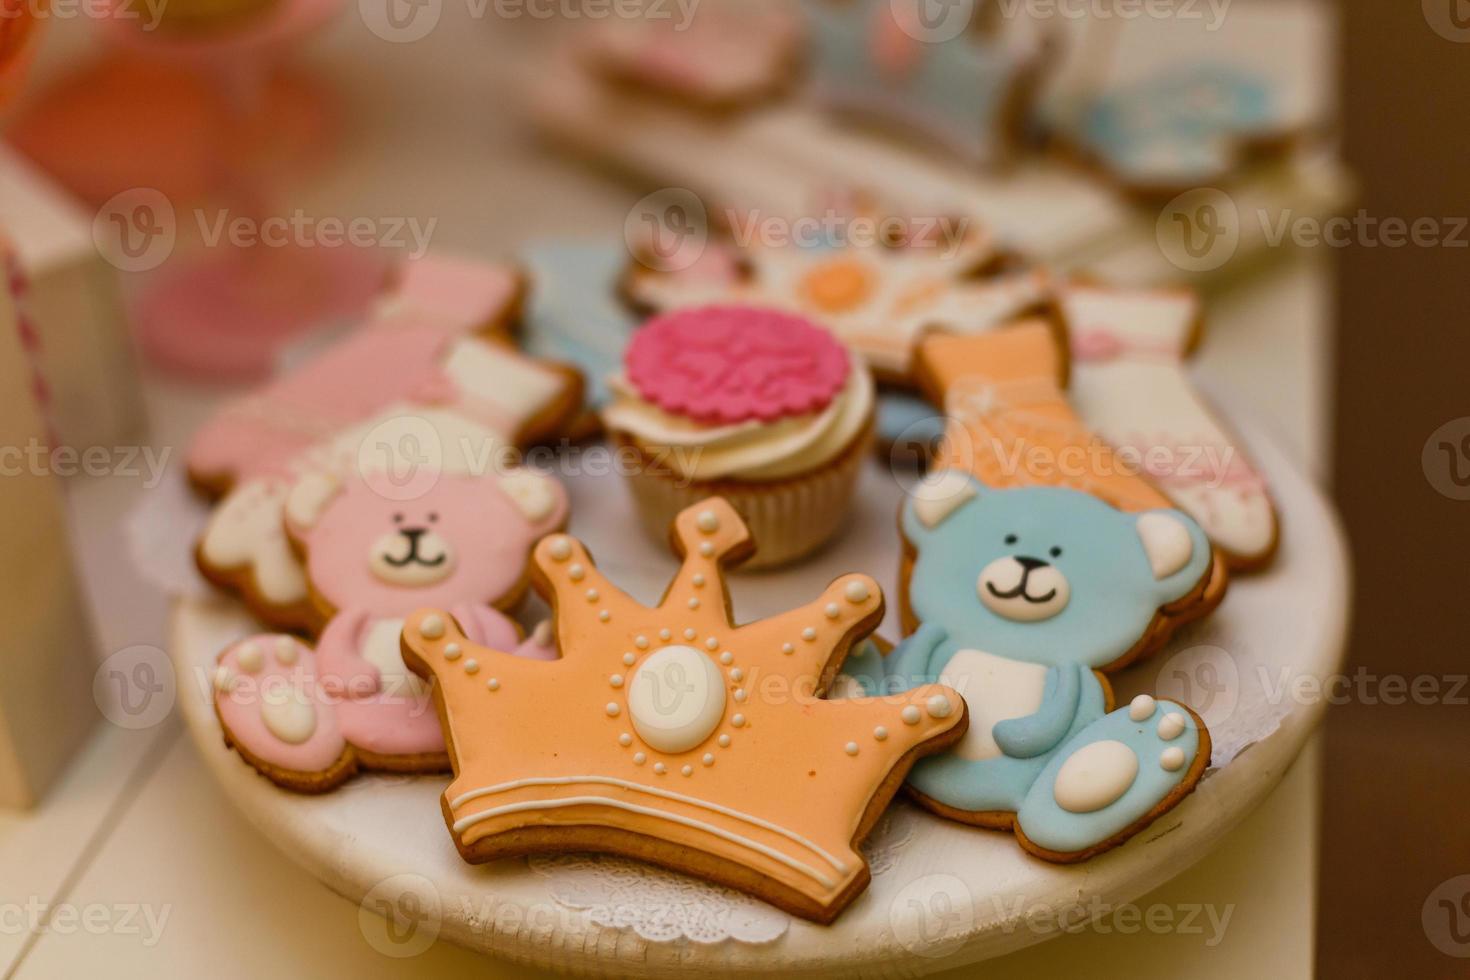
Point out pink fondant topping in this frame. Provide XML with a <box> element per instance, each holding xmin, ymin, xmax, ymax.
<box><xmin>626</xmin><ymin>306</ymin><xmax>850</xmax><ymax>425</ymax></box>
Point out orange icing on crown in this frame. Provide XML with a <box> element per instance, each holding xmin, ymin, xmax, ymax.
<box><xmin>402</xmin><ymin>498</ymin><xmax>967</xmax><ymax>923</ymax></box>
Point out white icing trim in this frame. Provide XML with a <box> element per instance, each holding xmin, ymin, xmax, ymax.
<box><xmin>450</xmin><ymin>775</ymin><xmax>850</xmax><ymax>876</ymax></box>
<box><xmin>911</xmin><ymin>470</ymin><xmax>978</xmax><ymax>529</ymax></box>
<box><xmin>284</xmin><ymin>472</ymin><xmax>341</xmax><ymax>531</ymax></box>
<box><xmin>451</xmin><ymin>795</ymin><xmax>836</xmax><ymax>889</ymax></box>
<box><xmin>1136</xmin><ymin>512</ymin><xmax>1195</xmax><ymax>580</ymax></box>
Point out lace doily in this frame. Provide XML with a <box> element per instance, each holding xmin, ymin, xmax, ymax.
<box><xmin>523</xmin><ymin>799</ymin><xmax>924</xmax><ymax>946</ymax></box>
<box><xmin>526</xmin><ymin>853</ymin><xmax>790</xmax><ymax>945</ymax></box>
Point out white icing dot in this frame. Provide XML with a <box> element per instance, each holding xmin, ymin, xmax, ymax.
<box><xmin>681</xmin><ymin>765</ymin><xmax>694</xmax><ymax>777</ymax></box>
<box><xmin>782</xmin><ymin>643</ymin><xmax>795</xmax><ymax>655</ymax></box>
<box><xmin>609</xmin><ymin>674</ymin><xmax>625</xmax><ymax>688</ymax></box>
<box><xmin>622</xmin><ymin>652</ymin><xmax>637</xmax><ymax>666</ymax></box>
<box><xmin>213</xmin><ymin>665</ymin><xmax>237</xmax><ymax>693</ymax></box>
<box><xmin>418</xmin><ymin>615</ymin><xmax>445</xmax><ymax>639</ymax></box>
<box><xmin>633</xmin><ymin>752</ymin><xmax>647</xmax><ymax>765</ymax></box>
<box><xmin>619</xmin><ymin>733</ymin><xmax>633</xmax><ymax>747</ymax></box>
<box><xmin>236</xmin><ymin>644</ymin><xmax>263</xmax><ymax>674</ymax></box>
<box><xmin>845</xmin><ymin>581</ymin><xmax>870</xmax><ymax>603</ymax></box>
<box><xmin>599</xmin><ymin>610</ymin><xmax>611</xmax><ymax>623</ymax></box>
<box><xmin>824</xmin><ymin>603</ymin><xmax>840</xmax><ymax>620</ymax></box>
<box><xmin>705</xmin><ymin>637</ymin><xmax>719</xmax><ymax>650</ymax></box>
<box><xmin>606</xmin><ymin>702</ymin><xmax>621</xmax><ymax>717</ymax></box>
<box><xmin>718</xmin><ymin>734</ymin><xmax>731</xmax><ymax>747</ymax></box>
<box><xmin>1129</xmin><ymin>694</ymin><xmax>1157</xmax><ymax>722</ymax></box>
<box><xmin>487</xmin><ymin>678</ymin><xmax>500</xmax><ymax>691</ymax></box>
<box><xmin>801</xmin><ymin>628</ymin><xmax>817</xmax><ymax>642</ymax></box>
<box><xmin>464</xmin><ymin>659</ymin><xmax>480</xmax><ymax>675</ymax></box>
<box><xmin>902</xmin><ymin>706</ymin><xmax>921</xmax><ymax>725</ymax></box>
<box><xmin>731</xmin><ymin>714</ymin><xmax>746</xmax><ymax>728</ymax></box>
<box><xmin>444</xmin><ymin>643</ymin><xmax>462</xmax><ymax>661</ymax></box>
<box><xmin>692</xmin><ymin>574</ymin><xmax>706</xmax><ymax>587</ymax></box>
<box><xmin>274</xmin><ymin>637</ymin><xmax>298</xmax><ymax>665</ymax></box>
<box><xmin>845</xmin><ymin>742</ymin><xmax>859</xmax><ymax>756</ymax></box>
<box><xmin>548</xmin><ymin>538</ymin><xmax>572</xmax><ymax>561</ymax></box>
<box><xmin>702</xmin><ymin>753</ymin><xmax>715</xmax><ymax>767</ymax></box>
<box><xmin>699</xmin><ymin>542</ymin><xmax>715</xmax><ymax>557</ymax></box>
<box><xmin>730</xmin><ymin>668</ymin><xmax>744</xmax><ymax>682</ymax></box>
<box><xmin>873</xmin><ymin>726</ymin><xmax>888</xmax><ymax>741</ymax></box>
<box><xmin>1161</xmin><ymin>747</ymin><xmax>1186</xmax><ymax>772</ymax></box>
<box><xmin>1158</xmin><ymin>712</ymin><xmax>1186</xmax><ymax>741</ymax></box>
<box><xmin>635</xmin><ymin>636</ymin><xmax>650</xmax><ymax>649</ymax></box>
<box><xmin>660</xmin><ymin>629</ymin><xmax>672</xmax><ymax>641</ymax></box>
<box><xmin>654</xmin><ymin>763</ymin><xmax>667</xmax><ymax>775</ymax></box>
<box><xmin>569</xmin><ymin>563</ymin><xmax>585</xmax><ymax>581</ymax></box>
<box><xmin>926</xmin><ymin>694</ymin><xmax>953</xmax><ymax>719</ymax></box>
<box><xmin>586</xmin><ymin>589</ymin><xmax>599</xmax><ymax>602</ymax></box>
<box><xmin>688</xmin><ymin>598</ymin><xmax>700</xmax><ymax>610</ymax></box>
<box><xmin>719</xmin><ymin>651</ymin><xmax>734</xmax><ymax>665</ymax></box>
<box><xmin>733</xmin><ymin>689</ymin><xmax>747</xmax><ymax>702</ymax></box>
<box><xmin>696</xmin><ymin>510</ymin><xmax>720</xmax><ymax>533</ymax></box>
<box><xmin>683</xmin><ymin>628</ymin><xmax>697</xmax><ymax>640</ymax></box>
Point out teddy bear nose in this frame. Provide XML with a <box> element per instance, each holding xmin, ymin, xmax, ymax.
<box><xmin>1014</xmin><ymin>556</ymin><xmax>1050</xmax><ymax>572</ymax></box>
<box><xmin>400</xmin><ymin>526</ymin><xmax>428</xmax><ymax>540</ymax></box>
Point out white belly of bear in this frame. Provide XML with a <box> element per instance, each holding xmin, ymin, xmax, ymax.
<box><xmin>363</xmin><ymin>618</ymin><xmax>429</xmax><ymax>698</ymax></box>
<box><xmin>938</xmin><ymin>650</ymin><xmax>1048</xmax><ymax>761</ymax></box>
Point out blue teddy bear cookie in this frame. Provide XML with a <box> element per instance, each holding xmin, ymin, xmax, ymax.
<box><xmin>845</xmin><ymin>469</ymin><xmax>1217</xmax><ymax>862</ymax></box>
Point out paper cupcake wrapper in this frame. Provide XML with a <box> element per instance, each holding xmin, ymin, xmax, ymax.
<box><xmin>615</xmin><ymin>427</ymin><xmax>874</xmax><ymax>570</ymax></box>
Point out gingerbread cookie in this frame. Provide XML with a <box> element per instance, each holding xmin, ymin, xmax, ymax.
<box><xmin>1051</xmin><ymin>64</ymin><xmax>1300</xmax><ymax>200</ymax></box>
<box><xmin>835</xmin><ymin>321</ymin><xmax>1226</xmax><ymax>860</ymax></box>
<box><xmin>1058</xmin><ymin>282</ymin><xmax>1279</xmax><ymax>570</ymax></box>
<box><xmin>851</xmin><ymin>469</ymin><xmax>1214</xmax><ymax>861</ymax></box>
<box><xmin>190</xmin><ymin>257</ymin><xmax>584</xmax><ymax>631</ymax></box>
<box><xmin>400</xmin><ymin>498</ymin><xmax>968</xmax><ymax>923</ymax></box>
<box><xmin>804</xmin><ymin>0</ymin><xmax>1051</xmax><ymax>166</ymax></box>
<box><xmin>624</xmin><ymin>231</ymin><xmax>1051</xmax><ymax>384</ymax></box>
<box><xmin>575</xmin><ymin>0</ymin><xmax>804</xmax><ymax>111</ymax></box>
<box><xmin>213</xmin><ymin>464</ymin><xmax>568</xmax><ymax>792</ymax></box>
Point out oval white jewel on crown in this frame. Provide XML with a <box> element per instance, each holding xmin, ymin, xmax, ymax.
<box><xmin>627</xmin><ymin>645</ymin><xmax>727</xmax><ymax>753</ymax></box>
<box><xmin>1053</xmin><ymin>740</ymin><xmax>1140</xmax><ymax>813</ymax></box>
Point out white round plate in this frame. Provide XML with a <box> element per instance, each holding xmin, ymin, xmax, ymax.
<box><xmin>170</xmin><ymin>417</ymin><xmax>1348</xmax><ymax>977</ymax></box>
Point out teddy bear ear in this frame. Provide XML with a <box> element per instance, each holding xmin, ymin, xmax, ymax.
<box><xmin>1134</xmin><ymin>511</ymin><xmax>1204</xmax><ymax>585</ymax></box>
<box><xmin>497</xmin><ymin>469</ymin><xmax>568</xmax><ymax>534</ymax></box>
<box><xmin>904</xmin><ymin>469</ymin><xmax>981</xmax><ymax>536</ymax></box>
<box><xmin>284</xmin><ymin>471</ymin><xmax>344</xmax><ymax>535</ymax></box>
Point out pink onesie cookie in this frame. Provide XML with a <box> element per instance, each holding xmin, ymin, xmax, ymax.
<box><xmin>213</xmin><ymin>465</ymin><xmax>568</xmax><ymax>792</ymax></box>
<box><xmin>190</xmin><ymin>256</ymin><xmax>585</xmax><ymax>632</ymax></box>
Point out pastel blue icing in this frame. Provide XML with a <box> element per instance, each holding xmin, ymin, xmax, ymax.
<box><xmin>1017</xmin><ymin>703</ymin><xmax>1202</xmax><ymax>854</ymax></box>
<box><xmin>840</xmin><ymin>472</ymin><xmax>1212</xmax><ymax>853</ymax></box>
<box><xmin>802</xmin><ymin>0</ymin><xmax>1027</xmax><ymax>161</ymax></box>
<box><xmin>1079</xmin><ymin>64</ymin><xmax>1274</xmax><ymax>178</ymax></box>
<box><xmin>877</xmin><ymin>390</ymin><xmax>946</xmax><ymax>454</ymax></box>
<box><xmin>521</xmin><ymin>242</ymin><xmax>638</xmax><ymax>411</ymax></box>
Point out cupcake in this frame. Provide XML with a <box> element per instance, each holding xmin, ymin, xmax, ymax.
<box><xmin>603</xmin><ymin>305</ymin><xmax>875</xmax><ymax>568</ymax></box>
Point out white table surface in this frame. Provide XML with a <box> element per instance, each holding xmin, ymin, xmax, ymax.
<box><xmin>2</xmin><ymin>9</ymin><xmax>1335</xmax><ymax>977</ymax></box>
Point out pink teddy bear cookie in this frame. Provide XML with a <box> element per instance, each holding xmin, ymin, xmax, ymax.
<box><xmin>212</xmin><ymin>466</ymin><xmax>568</xmax><ymax>792</ymax></box>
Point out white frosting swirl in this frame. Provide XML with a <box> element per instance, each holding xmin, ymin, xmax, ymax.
<box><xmin>603</xmin><ymin>354</ymin><xmax>874</xmax><ymax>482</ymax></box>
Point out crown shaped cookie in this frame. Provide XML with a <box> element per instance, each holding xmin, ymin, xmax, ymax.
<box><xmin>402</xmin><ymin>498</ymin><xmax>967</xmax><ymax>922</ymax></box>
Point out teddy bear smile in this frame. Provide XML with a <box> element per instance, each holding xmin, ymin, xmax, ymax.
<box><xmin>381</xmin><ymin>527</ymin><xmax>448</xmax><ymax>568</ymax></box>
<box><xmin>977</xmin><ymin>554</ymin><xmax>1072</xmax><ymax>622</ymax></box>
<box><xmin>984</xmin><ymin>557</ymin><xmax>1058</xmax><ymax>604</ymax></box>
